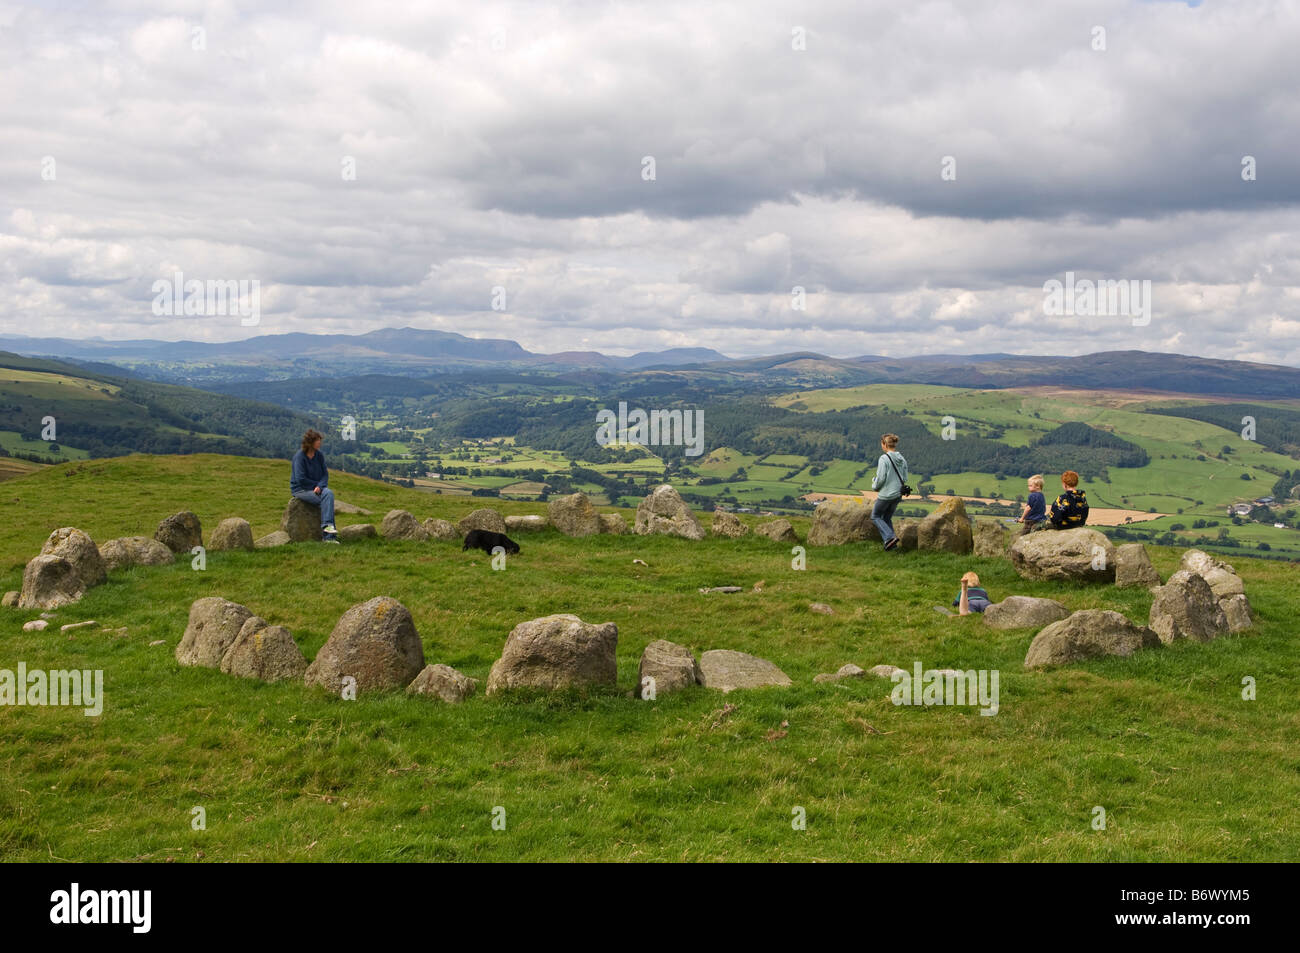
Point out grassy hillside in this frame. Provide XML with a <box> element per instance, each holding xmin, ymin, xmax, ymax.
<box><xmin>1</xmin><ymin>455</ymin><xmax>1297</xmax><ymax>861</ymax></box>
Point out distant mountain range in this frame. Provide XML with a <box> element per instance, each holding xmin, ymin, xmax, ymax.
<box><xmin>1</xmin><ymin>328</ymin><xmax>1298</xmax><ymax>398</ymax></box>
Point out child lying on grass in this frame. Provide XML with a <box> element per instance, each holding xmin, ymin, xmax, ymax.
<box><xmin>934</xmin><ymin>571</ymin><xmax>993</xmax><ymax>616</ymax></box>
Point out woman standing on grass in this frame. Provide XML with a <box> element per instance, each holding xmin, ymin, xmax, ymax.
<box><xmin>870</xmin><ymin>433</ymin><xmax>909</xmax><ymax>551</ymax></box>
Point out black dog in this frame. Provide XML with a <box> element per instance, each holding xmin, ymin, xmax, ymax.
<box><xmin>462</xmin><ymin>529</ymin><xmax>520</xmax><ymax>556</ymax></box>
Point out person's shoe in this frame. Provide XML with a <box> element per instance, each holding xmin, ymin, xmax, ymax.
<box><xmin>883</xmin><ymin>537</ymin><xmax>899</xmax><ymax>551</ymax></box>
<box><xmin>322</xmin><ymin>533</ymin><xmax>340</xmax><ymax>545</ymax></box>
<box><xmin>322</xmin><ymin>523</ymin><xmax>338</xmax><ymax>535</ymax></box>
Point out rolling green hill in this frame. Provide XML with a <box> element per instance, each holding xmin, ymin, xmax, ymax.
<box><xmin>2</xmin><ymin>454</ymin><xmax>1298</xmax><ymax>861</ymax></box>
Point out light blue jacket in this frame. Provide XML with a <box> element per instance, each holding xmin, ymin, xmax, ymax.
<box><xmin>871</xmin><ymin>450</ymin><xmax>908</xmax><ymax>500</ymax></box>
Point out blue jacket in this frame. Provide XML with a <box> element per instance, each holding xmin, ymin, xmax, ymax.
<box><xmin>291</xmin><ymin>448</ymin><xmax>328</xmax><ymax>493</ymax></box>
<box><xmin>871</xmin><ymin>451</ymin><xmax>908</xmax><ymax>500</ymax></box>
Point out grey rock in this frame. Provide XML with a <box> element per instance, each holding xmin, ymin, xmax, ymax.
<box><xmin>19</xmin><ymin>555</ymin><xmax>85</xmax><ymax>610</ymax></box>
<box><xmin>1221</xmin><ymin>593</ymin><xmax>1253</xmax><ymax>632</ymax></box>
<box><xmin>983</xmin><ymin>596</ymin><xmax>1070</xmax><ymax>630</ymax></box>
<box><xmin>808</xmin><ymin>602</ymin><xmax>834</xmax><ymax>615</ymax></box>
<box><xmin>598</xmin><ymin>513</ymin><xmax>629</xmax><ymax>535</ymax></box>
<box><xmin>634</xmin><ymin>485</ymin><xmax>704</xmax><ymax>540</ymax></box>
<box><xmin>973</xmin><ymin>520</ymin><xmax>1010</xmax><ymax>558</ymax></box>
<box><xmin>637</xmin><ymin>639</ymin><xmax>702</xmax><ymax>698</ymax></box>
<box><xmin>220</xmin><ymin>616</ymin><xmax>308</xmax><ymax>682</ymax></box>
<box><xmin>457</xmin><ymin>508</ymin><xmax>507</xmax><ymax>536</ymax></box>
<box><xmin>1010</xmin><ymin>528</ymin><xmax>1116</xmax><ymax>582</ymax></box>
<box><xmin>711</xmin><ymin>510</ymin><xmax>749</xmax><ymax>538</ymax></box>
<box><xmin>1025</xmin><ymin>609</ymin><xmax>1160</xmax><ymax>668</ymax></box>
<box><xmin>175</xmin><ymin>597</ymin><xmax>255</xmax><ymax>669</ymax></box>
<box><xmin>210</xmin><ymin>517</ymin><xmax>255</xmax><ymax>551</ymax></box>
<box><xmin>254</xmin><ymin>530</ymin><xmax>291</xmax><ymax>549</ymax></box>
<box><xmin>422</xmin><ymin>518</ymin><xmax>461</xmax><ymax>541</ymax></box>
<box><xmin>23</xmin><ymin>619</ymin><xmax>49</xmax><ymax>632</ymax></box>
<box><xmin>381</xmin><ymin>510</ymin><xmax>431</xmax><ymax>541</ymax></box>
<box><xmin>754</xmin><ymin>518</ymin><xmax>798</xmax><ymax>543</ymax></box>
<box><xmin>407</xmin><ymin>663</ymin><xmax>478</xmax><ymax>703</ymax></box>
<box><xmin>698</xmin><ymin>649</ymin><xmax>792</xmax><ymax>692</ymax></box>
<box><xmin>155</xmin><ymin>511</ymin><xmax>202</xmax><ymax>553</ymax></box>
<box><xmin>282</xmin><ymin>499</ymin><xmax>323</xmax><ymax>542</ymax></box>
<box><xmin>505</xmin><ymin>514</ymin><xmax>548</xmax><ymax>532</ymax></box>
<box><xmin>40</xmin><ymin>527</ymin><xmax>107</xmax><ymax>590</ymax></box>
<box><xmin>339</xmin><ymin>523</ymin><xmax>376</xmax><ymax>542</ymax></box>
<box><xmin>2</xmin><ymin>590</ymin><xmax>19</xmax><ymax>607</ymax></box>
<box><xmin>918</xmin><ymin>498</ymin><xmax>974</xmax><ymax>554</ymax></box>
<box><xmin>1115</xmin><ymin>542</ymin><xmax>1161</xmax><ymax>588</ymax></box>
<box><xmin>547</xmin><ymin>493</ymin><xmax>601</xmax><ymax>537</ymax></box>
<box><xmin>486</xmin><ymin>614</ymin><xmax>618</xmax><ymax>695</ymax></box>
<box><xmin>98</xmin><ymin>536</ymin><xmax>175</xmax><ymax>572</ymax></box>
<box><xmin>1148</xmin><ymin>570</ymin><xmax>1229</xmax><ymax>644</ymax></box>
<box><xmin>304</xmin><ymin>596</ymin><xmax>426</xmax><ymax>694</ymax></box>
<box><xmin>807</xmin><ymin>499</ymin><xmax>879</xmax><ymax>546</ymax></box>
<box><xmin>814</xmin><ymin>663</ymin><xmax>865</xmax><ymax>683</ymax></box>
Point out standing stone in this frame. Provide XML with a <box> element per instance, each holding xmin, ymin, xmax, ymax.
<box><xmin>40</xmin><ymin>527</ymin><xmax>106</xmax><ymax>590</ymax></box>
<box><xmin>1114</xmin><ymin>543</ymin><xmax>1161</xmax><ymax>588</ymax></box>
<box><xmin>486</xmin><ymin>614</ymin><xmax>618</xmax><ymax>695</ymax></box>
<box><xmin>175</xmin><ymin>597</ymin><xmax>255</xmax><ymax>669</ymax></box>
<box><xmin>918</xmin><ymin>498</ymin><xmax>973</xmax><ymax>554</ymax></box>
<box><xmin>381</xmin><ymin>510</ymin><xmax>431</xmax><ymax>541</ymax></box>
<box><xmin>897</xmin><ymin>519</ymin><xmax>919</xmax><ymax>551</ymax></box>
<box><xmin>548</xmin><ymin>493</ymin><xmax>602</xmax><ymax>537</ymax></box>
<box><xmin>254</xmin><ymin>531</ymin><xmax>291</xmax><ymax>549</ymax></box>
<box><xmin>282</xmin><ymin>499</ymin><xmax>323</xmax><ymax>542</ymax></box>
<box><xmin>210</xmin><ymin>517</ymin><xmax>255</xmax><ymax>551</ymax></box>
<box><xmin>599</xmin><ymin>513</ymin><xmax>629</xmax><ymax>535</ymax></box>
<box><xmin>18</xmin><ymin>556</ymin><xmax>84</xmax><ymax>610</ymax></box>
<box><xmin>807</xmin><ymin>499</ymin><xmax>879</xmax><ymax>546</ymax></box>
<box><xmin>407</xmin><ymin>663</ymin><xmax>478</xmax><ymax>703</ymax></box>
<box><xmin>422</xmin><ymin>518</ymin><xmax>461</xmax><ymax>541</ymax></box>
<box><xmin>220</xmin><ymin>616</ymin><xmax>308</xmax><ymax>682</ymax></box>
<box><xmin>98</xmin><ymin>536</ymin><xmax>175</xmax><ymax>571</ymax></box>
<box><xmin>155</xmin><ymin>511</ymin><xmax>202</xmax><ymax>553</ymax></box>
<box><xmin>973</xmin><ymin>520</ymin><xmax>1010</xmax><ymax>558</ymax></box>
<box><xmin>1009</xmin><ymin>528</ymin><xmax>1116</xmax><ymax>582</ymax></box>
<box><xmin>754</xmin><ymin>518</ymin><xmax>798</xmax><ymax>543</ymax></box>
<box><xmin>457</xmin><ymin>508</ymin><xmax>507</xmax><ymax>536</ymax></box>
<box><xmin>1221</xmin><ymin>593</ymin><xmax>1253</xmax><ymax>632</ymax></box>
<box><xmin>505</xmin><ymin>515</ymin><xmax>548</xmax><ymax>532</ymax></box>
<box><xmin>635</xmin><ymin>485</ymin><xmax>705</xmax><ymax>540</ymax></box>
<box><xmin>636</xmin><ymin>639</ymin><xmax>702</xmax><ymax>698</ymax></box>
<box><xmin>698</xmin><ymin>649</ymin><xmax>792</xmax><ymax>692</ymax></box>
<box><xmin>1024</xmin><ymin>609</ymin><xmax>1160</xmax><ymax>668</ymax></box>
<box><xmin>1148</xmin><ymin>571</ymin><xmax>1229</xmax><ymax>644</ymax></box>
<box><xmin>711</xmin><ymin>510</ymin><xmax>749</xmax><ymax>538</ymax></box>
<box><xmin>982</xmin><ymin>596</ymin><xmax>1070</xmax><ymax>630</ymax></box>
<box><xmin>304</xmin><ymin>596</ymin><xmax>426</xmax><ymax>694</ymax></box>
<box><xmin>339</xmin><ymin>524</ymin><xmax>376</xmax><ymax>542</ymax></box>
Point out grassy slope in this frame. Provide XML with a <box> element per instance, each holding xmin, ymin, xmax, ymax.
<box><xmin>1</xmin><ymin>454</ymin><xmax>1298</xmax><ymax>861</ymax></box>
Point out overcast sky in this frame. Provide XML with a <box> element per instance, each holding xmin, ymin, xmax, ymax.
<box><xmin>3</xmin><ymin>0</ymin><xmax>1298</xmax><ymax>363</ymax></box>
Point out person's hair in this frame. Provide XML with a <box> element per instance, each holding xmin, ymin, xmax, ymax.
<box><xmin>881</xmin><ymin>433</ymin><xmax>899</xmax><ymax>449</ymax></box>
<box><xmin>1061</xmin><ymin>470</ymin><xmax>1079</xmax><ymax>488</ymax></box>
<box><xmin>961</xmin><ymin>571</ymin><xmax>980</xmax><ymax>587</ymax></box>
<box><xmin>1028</xmin><ymin>474</ymin><xmax>1044</xmax><ymax>489</ymax></box>
<box><xmin>302</xmin><ymin>429</ymin><xmax>323</xmax><ymax>453</ymax></box>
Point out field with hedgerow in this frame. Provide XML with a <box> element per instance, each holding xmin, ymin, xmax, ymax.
<box><xmin>2</xmin><ymin>454</ymin><xmax>1298</xmax><ymax>861</ymax></box>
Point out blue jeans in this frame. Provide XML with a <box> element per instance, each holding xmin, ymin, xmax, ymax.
<box><xmin>293</xmin><ymin>487</ymin><xmax>335</xmax><ymax>528</ymax></box>
<box><xmin>871</xmin><ymin>496</ymin><xmax>900</xmax><ymax>546</ymax></box>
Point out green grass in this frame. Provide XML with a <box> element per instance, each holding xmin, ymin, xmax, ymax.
<box><xmin>2</xmin><ymin>454</ymin><xmax>1298</xmax><ymax>861</ymax></box>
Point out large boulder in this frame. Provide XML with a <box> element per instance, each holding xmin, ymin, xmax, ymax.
<box><xmin>381</xmin><ymin>510</ymin><xmax>431</xmax><ymax>541</ymax></box>
<box><xmin>155</xmin><ymin>511</ymin><xmax>202</xmax><ymax>554</ymax></box>
<box><xmin>634</xmin><ymin>485</ymin><xmax>705</xmax><ymax>540</ymax></box>
<box><xmin>973</xmin><ymin>520</ymin><xmax>1010</xmax><ymax>558</ymax></box>
<box><xmin>1221</xmin><ymin>593</ymin><xmax>1253</xmax><ymax>632</ymax></box>
<box><xmin>1178</xmin><ymin>551</ymin><xmax>1245</xmax><ymax>600</ymax></box>
<box><xmin>422</xmin><ymin>518</ymin><xmax>461</xmax><ymax>541</ymax></box>
<box><xmin>505</xmin><ymin>514</ymin><xmax>548</xmax><ymax>532</ymax></box>
<box><xmin>18</xmin><ymin>555</ymin><xmax>84</xmax><ymax>609</ymax></box>
<box><xmin>40</xmin><ymin>527</ymin><xmax>106</xmax><ymax>590</ymax></box>
<box><xmin>303</xmin><ymin>596</ymin><xmax>426</xmax><ymax>694</ymax></box>
<box><xmin>711</xmin><ymin>510</ymin><xmax>749</xmax><ymax>539</ymax></box>
<box><xmin>1114</xmin><ymin>543</ymin><xmax>1160</xmax><ymax>588</ymax></box>
<box><xmin>1009</xmin><ymin>527</ymin><xmax>1116</xmax><ymax>582</ymax></box>
<box><xmin>599</xmin><ymin>513</ymin><xmax>629</xmax><ymax>535</ymax></box>
<box><xmin>807</xmin><ymin>499</ymin><xmax>879</xmax><ymax>546</ymax></box>
<box><xmin>98</xmin><ymin>536</ymin><xmax>175</xmax><ymax>572</ymax></box>
<box><xmin>407</xmin><ymin>663</ymin><xmax>478</xmax><ymax>703</ymax></box>
<box><xmin>637</xmin><ymin>639</ymin><xmax>702</xmax><ymax>699</ymax></box>
<box><xmin>698</xmin><ymin>649</ymin><xmax>793</xmax><ymax>692</ymax></box>
<box><xmin>210</xmin><ymin>517</ymin><xmax>255</xmax><ymax>552</ymax></box>
<box><xmin>1024</xmin><ymin>609</ymin><xmax>1160</xmax><ymax>669</ymax></box>
<box><xmin>548</xmin><ymin>493</ymin><xmax>601</xmax><ymax>537</ymax></box>
<box><xmin>175</xmin><ymin>597</ymin><xmax>255</xmax><ymax>669</ymax></box>
<box><xmin>282</xmin><ymin>499</ymin><xmax>323</xmax><ymax>542</ymax></box>
<box><xmin>754</xmin><ymin>518</ymin><xmax>798</xmax><ymax>543</ymax></box>
<box><xmin>983</xmin><ymin>596</ymin><xmax>1070</xmax><ymax>630</ymax></box>
<box><xmin>485</xmin><ymin>614</ymin><xmax>618</xmax><ymax>695</ymax></box>
<box><xmin>918</xmin><ymin>497</ymin><xmax>973</xmax><ymax>553</ymax></box>
<box><xmin>458</xmin><ymin>508</ymin><xmax>507</xmax><ymax>536</ymax></box>
<box><xmin>1148</xmin><ymin>570</ymin><xmax>1229</xmax><ymax>644</ymax></box>
<box><xmin>219</xmin><ymin>616</ymin><xmax>308</xmax><ymax>682</ymax></box>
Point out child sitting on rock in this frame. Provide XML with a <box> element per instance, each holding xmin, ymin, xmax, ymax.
<box><xmin>1048</xmin><ymin>470</ymin><xmax>1089</xmax><ymax>529</ymax></box>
